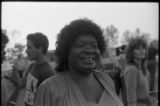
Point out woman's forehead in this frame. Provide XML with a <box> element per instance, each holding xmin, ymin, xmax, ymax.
<box><xmin>75</xmin><ymin>35</ymin><xmax>97</xmax><ymax>42</ymax></box>
<box><xmin>135</xmin><ymin>44</ymin><xmax>146</xmax><ymax>49</ymax></box>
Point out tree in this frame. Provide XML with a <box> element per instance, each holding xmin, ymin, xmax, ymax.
<box><xmin>104</xmin><ymin>25</ymin><xmax>119</xmax><ymax>48</ymax></box>
<box><xmin>122</xmin><ymin>28</ymin><xmax>151</xmax><ymax>44</ymax></box>
<box><xmin>14</xmin><ymin>43</ymin><xmax>26</xmax><ymax>55</ymax></box>
<box><xmin>122</xmin><ymin>30</ymin><xmax>133</xmax><ymax>44</ymax></box>
<box><xmin>6</xmin><ymin>43</ymin><xmax>26</xmax><ymax>60</ymax></box>
<box><xmin>135</xmin><ymin>28</ymin><xmax>141</xmax><ymax>36</ymax></box>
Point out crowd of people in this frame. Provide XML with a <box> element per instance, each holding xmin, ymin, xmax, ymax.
<box><xmin>1</xmin><ymin>18</ymin><xmax>158</xmax><ymax>106</ymax></box>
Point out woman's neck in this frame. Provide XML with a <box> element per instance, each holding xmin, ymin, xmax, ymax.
<box><xmin>133</xmin><ymin>58</ymin><xmax>142</xmax><ymax>70</ymax></box>
<box><xmin>68</xmin><ymin>68</ymin><xmax>94</xmax><ymax>83</ymax></box>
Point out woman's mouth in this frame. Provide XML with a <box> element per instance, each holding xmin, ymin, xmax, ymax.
<box><xmin>82</xmin><ymin>57</ymin><xmax>95</xmax><ymax>64</ymax></box>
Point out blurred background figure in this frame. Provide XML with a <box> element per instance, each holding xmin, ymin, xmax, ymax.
<box><xmin>48</xmin><ymin>57</ymin><xmax>57</xmax><ymax>72</ymax></box>
<box><xmin>46</xmin><ymin>50</ymin><xmax>57</xmax><ymax>73</ymax></box>
<box><xmin>115</xmin><ymin>44</ymin><xmax>128</xmax><ymax>73</ymax></box>
<box><xmin>147</xmin><ymin>40</ymin><xmax>158</xmax><ymax>91</ymax></box>
<box><xmin>1</xmin><ymin>29</ymin><xmax>21</xmax><ymax>106</ymax></box>
<box><xmin>121</xmin><ymin>36</ymin><xmax>157</xmax><ymax>106</ymax></box>
<box><xmin>1</xmin><ymin>29</ymin><xmax>10</xmax><ymax>106</ymax></box>
<box><xmin>14</xmin><ymin>54</ymin><xmax>26</xmax><ymax>78</ymax></box>
<box><xmin>114</xmin><ymin>44</ymin><xmax>128</xmax><ymax>95</ymax></box>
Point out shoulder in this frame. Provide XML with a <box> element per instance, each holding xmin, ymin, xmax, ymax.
<box><xmin>38</xmin><ymin>62</ymin><xmax>55</xmax><ymax>74</ymax></box>
<box><xmin>123</xmin><ymin>64</ymin><xmax>139</xmax><ymax>79</ymax></box>
<box><xmin>124</xmin><ymin>64</ymin><xmax>138</xmax><ymax>74</ymax></box>
<box><xmin>40</xmin><ymin>62</ymin><xmax>53</xmax><ymax>70</ymax></box>
<box><xmin>28</xmin><ymin>63</ymin><xmax>35</xmax><ymax>70</ymax></box>
<box><xmin>37</xmin><ymin>73</ymin><xmax>68</xmax><ymax>95</ymax></box>
<box><xmin>35</xmin><ymin>73</ymin><xmax>69</xmax><ymax>106</ymax></box>
<box><xmin>98</xmin><ymin>71</ymin><xmax>113</xmax><ymax>82</ymax></box>
<box><xmin>94</xmin><ymin>71</ymin><xmax>115</xmax><ymax>90</ymax></box>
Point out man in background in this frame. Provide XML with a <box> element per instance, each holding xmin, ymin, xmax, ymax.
<box><xmin>147</xmin><ymin>40</ymin><xmax>158</xmax><ymax>91</ymax></box>
<box><xmin>1</xmin><ymin>29</ymin><xmax>21</xmax><ymax>106</ymax></box>
<box><xmin>6</xmin><ymin>32</ymin><xmax>55</xmax><ymax>106</ymax></box>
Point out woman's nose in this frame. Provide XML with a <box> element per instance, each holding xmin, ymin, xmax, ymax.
<box><xmin>84</xmin><ymin>45</ymin><xmax>94</xmax><ymax>52</ymax></box>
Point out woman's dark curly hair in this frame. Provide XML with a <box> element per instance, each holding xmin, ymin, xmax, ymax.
<box><xmin>126</xmin><ymin>36</ymin><xmax>148</xmax><ymax>75</ymax></box>
<box><xmin>55</xmin><ymin>18</ymin><xmax>106</xmax><ymax>72</ymax></box>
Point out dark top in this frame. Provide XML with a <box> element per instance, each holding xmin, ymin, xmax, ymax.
<box><xmin>24</xmin><ymin>61</ymin><xmax>55</xmax><ymax>106</ymax></box>
<box><xmin>147</xmin><ymin>47</ymin><xmax>158</xmax><ymax>60</ymax></box>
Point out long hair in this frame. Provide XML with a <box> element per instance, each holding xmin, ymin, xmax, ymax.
<box><xmin>55</xmin><ymin>18</ymin><xmax>106</xmax><ymax>72</ymax></box>
<box><xmin>126</xmin><ymin>36</ymin><xmax>148</xmax><ymax>75</ymax></box>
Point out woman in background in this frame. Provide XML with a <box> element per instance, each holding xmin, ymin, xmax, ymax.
<box><xmin>121</xmin><ymin>36</ymin><xmax>152</xmax><ymax>106</ymax></box>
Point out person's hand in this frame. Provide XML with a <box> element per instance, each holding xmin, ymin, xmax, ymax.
<box><xmin>13</xmin><ymin>62</ymin><xmax>19</xmax><ymax>70</ymax></box>
<box><xmin>4</xmin><ymin>67</ymin><xmax>22</xmax><ymax>89</ymax></box>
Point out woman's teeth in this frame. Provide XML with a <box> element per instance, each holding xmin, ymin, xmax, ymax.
<box><xmin>83</xmin><ymin>57</ymin><xmax>94</xmax><ymax>63</ymax></box>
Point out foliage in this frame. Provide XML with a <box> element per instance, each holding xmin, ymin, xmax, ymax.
<box><xmin>122</xmin><ymin>28</ymin><xmax>151</xmax><ymax>45</ymax></box>
<box><xmin>104</xmin><ymin>25</ymin><xmax>119</xmax><ymax>48</ymax></box>
<box><xmin>122</xmin><ymin>30</ymin><xmax>133</xmax><ymax>44</ymax></box>
<box><xmin>6</xmin><ymin>43</ymin><xmax>26</xmax><ymax>59</ymax></box>
<box><xmin>14</xmin><ymin>43</ymin><xmax>26</xmax><ymax>55</ymax></box>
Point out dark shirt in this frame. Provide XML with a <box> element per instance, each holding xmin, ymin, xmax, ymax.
<box><xmin>24</xmin><ymin>61</ymin><xmax>55</xmax><ymax>106</ymax></box>
<box><xmin>147</xmin><ymin>47</ymin><xmax>158</xmax><ymax>60</ymax></box>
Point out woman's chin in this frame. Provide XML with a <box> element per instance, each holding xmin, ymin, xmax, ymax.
<box><xmin>82</xmin><ymin>65</ymin><xmax>96</xmax><ymax>71</ymax></box>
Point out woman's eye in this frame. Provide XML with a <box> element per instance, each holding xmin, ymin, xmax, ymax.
<box><xmin>92</xmin><ymin>43</ymin><xmax>98</xmax><ymax>48</ymax></box>
<box><xmin>76</xmin><ymin>43</ymin><xmax>84</xmax><ymax>47</ymax></box>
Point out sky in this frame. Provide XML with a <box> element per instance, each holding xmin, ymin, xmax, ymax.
<box><xmin>2</xmin><ymin>2</ymin><xmax>159</xmax><ymax>50</ymax></box>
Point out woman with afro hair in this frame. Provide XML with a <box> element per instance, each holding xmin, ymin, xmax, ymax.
<box><xmin>34</xmin><ymin>18</ymin><xmax>124</xmax><ymax>106</ymax></box>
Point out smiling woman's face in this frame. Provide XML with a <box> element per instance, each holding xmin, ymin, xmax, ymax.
<box><xmin>133</xmin><ymin>46</ymin><xmax>146</xmax><ymax>60</ymax></box>
<box><xmin>68</xmin><ymin>35</ymin><xmax>101</xmax><ymax>73</ymax></box>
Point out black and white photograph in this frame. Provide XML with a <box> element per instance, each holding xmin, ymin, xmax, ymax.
<box><xmin>1</xmin><ymin>2</ymin><xmax>158</xmax><ymax>106</ymax></box>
